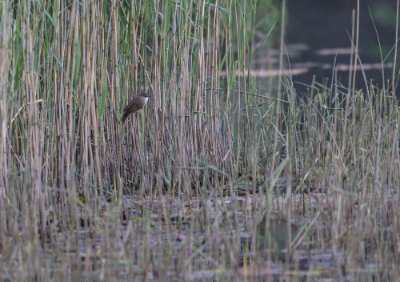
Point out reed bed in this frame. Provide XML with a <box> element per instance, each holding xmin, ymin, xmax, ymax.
<box><xmin>0</xmin><ymin>0</ymin><xmax>399</xmax><ymax>280</ymax></box>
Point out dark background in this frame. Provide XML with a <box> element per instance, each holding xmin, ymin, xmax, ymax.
<box><xmin>285</xmin><ymin>0</ymin><xmax>398</xmax><ymax>93</ymax></box>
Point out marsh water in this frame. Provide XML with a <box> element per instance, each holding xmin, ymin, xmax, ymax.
<box><xmin>285</xmin><ymin>0</ymin><xmax>397</xmax><ymax>94</ymax></box>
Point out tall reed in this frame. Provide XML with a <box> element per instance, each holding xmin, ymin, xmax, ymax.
<box><xmin>0</xmin><ymin>0</ymin><xmax>277</xmax><ymax>250</ymax></box>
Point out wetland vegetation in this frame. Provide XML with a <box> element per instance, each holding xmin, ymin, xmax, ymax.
<box><xmin>1</xmin><ymin>0</ymin><xmax>400</xmax><ymax>280</ymax></box>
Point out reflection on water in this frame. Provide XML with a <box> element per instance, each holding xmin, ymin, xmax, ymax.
<box><xmin>285</xmin><ymin>0</ymin><xmax>397</xmax><ymax>94</ymax></box>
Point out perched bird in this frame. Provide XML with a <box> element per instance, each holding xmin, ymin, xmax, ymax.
<box><xmin>121</xmin><ymin>94</ymin><xmax>149</xmax><ymax>123</ymax></box>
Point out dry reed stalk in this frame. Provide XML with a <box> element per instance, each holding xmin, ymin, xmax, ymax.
<box><xmin>0</xmin><ymin>1</ymin><xmax>12</xmax><ymax>242</ymax></box>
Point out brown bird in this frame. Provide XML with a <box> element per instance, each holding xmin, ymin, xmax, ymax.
<box><xmin>121</xmin><ymin>94</ymin><xmax>149</xmax><ymax>123</ymax></box>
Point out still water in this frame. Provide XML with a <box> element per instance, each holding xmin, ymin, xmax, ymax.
<box><xmin>285</xmin><ymin>0</ymin><xmax>397</xmax><ymax>94</ymax></box>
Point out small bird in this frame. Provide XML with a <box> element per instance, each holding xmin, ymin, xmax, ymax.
<box><xmin>121</xmin><ymin>93</ymin><xmax>149</xmax><ymax>123</ymax></box>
